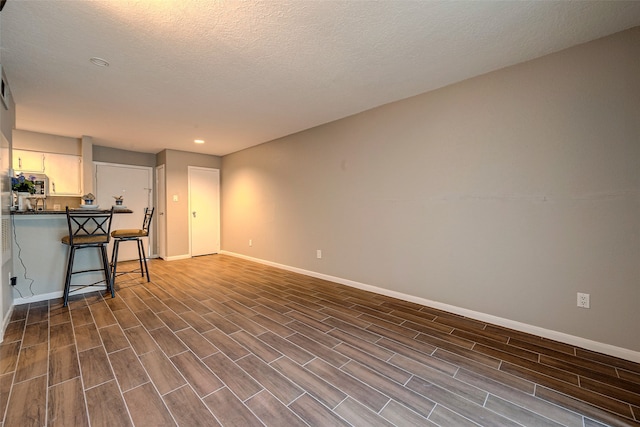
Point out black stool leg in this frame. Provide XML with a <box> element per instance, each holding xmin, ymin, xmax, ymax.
<box><xmin>111</xmin><ymin>239</ymin><xmax>120</xmax><ymax>291</ymax></box>
<box><xmin>100</xmin><ymin>244</ymin><xmax>114</xmax><ymax>298</ymax></box>
<box><xmin>138</xmin><ymin>239</ymin><xmax>150</xmax><ymax>282</ymax></box>
<box><xmin>63</xmin><ymin>246</ymin><xmax>76</xmax><ymax>307</ymax></box>
<box><xmin>136</xmin><ymin>238</ymin><xmax>145</xmax><ymax>278</ymax></box>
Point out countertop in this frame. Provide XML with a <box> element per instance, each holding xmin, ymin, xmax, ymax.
<box><xmin>11</xmin><ymin>208</ymin><xmax>133</xmax><ymax>215</ymax></box>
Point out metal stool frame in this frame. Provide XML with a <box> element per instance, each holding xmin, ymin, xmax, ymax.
<box><xmin>110</xmin><ymin>207</ymin><xmax>154</xmax><ymax>286</ymax></box>
<box><xmin>61</xmin><ymin>207</ymin><xmax>115</xmax><ymax>307</ymax></box>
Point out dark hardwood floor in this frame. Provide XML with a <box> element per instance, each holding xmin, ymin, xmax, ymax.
<box><xmin>1</xmin><ymin>254</ymin><xmax>639</xmax><ymax>426</ymax></box>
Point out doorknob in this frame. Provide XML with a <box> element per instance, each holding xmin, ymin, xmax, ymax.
<box><xmin>192</xmin><ymin>211</ymin><xmax>197</xmax><ymax>218</ymax></box>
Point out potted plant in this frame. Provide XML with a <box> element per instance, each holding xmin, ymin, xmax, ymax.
<box><xmin>11</xmin><ymin>173</ymin><xmax>36</xmax><ymax>194</ymax></box>
<box><xmin>82</xmin><ymin>193</ymin><xmax>96</xmax><ymax>205</ymax></box>
<box><xmin>11</xmin><ymin>173</ymin><xmax>36</xmax><ymax>210</ymax></box>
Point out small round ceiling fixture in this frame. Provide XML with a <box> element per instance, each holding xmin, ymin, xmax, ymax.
<box><xmin>194</xmin><ymin>139</ymin><xmax>205</xmax><ymax>144</ymax></box>
<box><xmin>90</xmin><ymin>57</ymin><xmax>110</xmax><ymax>67</ymax></box>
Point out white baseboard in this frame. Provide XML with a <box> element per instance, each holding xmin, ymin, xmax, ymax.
<box><xmin>12</xmin><ymin>284</ymin><xmax>109</xmax><ymax>306</ymax></box>
<box><xmin>221</xmin><ymin>250</ymin><xmax>640</xmax><ymax>364</ymax></box>
<box><xmin>161</xmin><ymin>254</ymin><xmax>192</xmax><ymax>261</ymax></box>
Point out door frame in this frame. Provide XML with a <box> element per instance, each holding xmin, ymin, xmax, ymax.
<box><xmin>155</xmin><ymin>165</ymin><xmax>166</xmax><ymax>259</ymax></box>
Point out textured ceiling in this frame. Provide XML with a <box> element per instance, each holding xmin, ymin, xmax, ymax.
<box><xmin>2</xmin><ymin>1</ymin><xmax>640</xmax><ymax>156</ymax></box>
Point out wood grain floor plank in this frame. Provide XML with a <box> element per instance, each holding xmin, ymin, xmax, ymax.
<box><xmin>49</xmin><ymin>344</ymin><xmax>80</xmax><ymax>385</ymax></box>
<box><xmin>231</xmin><ymin>330</ymin><xmax>282</xmax><ymax>363</ymax></box>
<box><xmin>133</xmin><ymin>308</ymin><xmax>164</xmax><ymax>331</ymax></box>
<box><xmin>203</xmin><ymin>387</ymin><xmax>264</xmax><ymax>427</ymax></box>
<box><xmin>289</xmin><ymin>393</ymin><xmax>350</xmax><ymax>426</ymax></box>
<box><xmin>170</xmin><ymin>350</ymin><xmax>223</xmax><ymax>397</ymax></box>
<box><xmin>485</xmin><ymin>394</ymin><xmax>565</xmax><ymax>427</ymax></box>
<box><xmin>406</xmin><ymin>375</ymin><xmax>520</xmax><ymax>426</ymax></box>
<box><xmin>99</xmin><ymin>324</ymin><xmax>131</xmax><ymax>353</ymax></box>
<box><xmin>109</xmin><ymin>347</ymin><xmax>150</xmax><ymax>392</ymax></box>
<box><xmin>202</xmin><ymin>352</ymin><xmax>263</xmax><ymax>400</ymax></box>
<box><xmin>202</xmin><ymin>328</ymin><xmax>250</xmax><ymax>360</ymax></box>
<box><xmin>70</xmin><ymin>306</ymin><xmax>94</xmax><ymax>327</ymax></box>
<box><xmin>453</xmin><ymin>369</ymin><xmax>584</xmax><ymax>426</ymax></box>
<box><xmin>139</xmin><ymin>350</ymin><xmax>186</xmax><ymax>395</ymax></box>
<box><xmin>380</xmin><ymin>399</ymin><xmax>438</xmax><ymax>426</ymax></box>
<box><xmin>270</xmin><ymin>357</ymin><xmax>346</xmax><ymax>409</ymax></box>
<box><xmin>89</xmin><ymin>302</ymin><xmax>117</xmax><ymax>328</ymax></box>
<box><xmin>175</xmin><ymin>327</ymin><xmax>218</xmax><ymax>358</ymax></box>
<box><xmin>149</xmin><ymin>326</ymin><xmax>189</xmax><ymax>357</ymax></box>
<box><xmin>0</xmin><ymin>372</ymin><xmax>12</xmax><ymax>421</ymax></box>
<box><xmin>335</xmin><ymin>397</ymin><xmax>395</xmax><ymax>427</ymax></box>
<box><xmin>124</xmin><ymin>382</ymin><xmax>176</xmax><ymax>427</ymax></box>
<box><xmin>342</xmin><ymin>360</ymin><xmax>436</xmax><ymax>419</ymax></box>
<box><xmin>22</xmin><ymin>320</ymin><xmax>48</xmax><ymax>347</ymax></box>
<box><xmin>26</xmin><ymin>304</ymin><xmax>49</xmax><ymax>325</ymax></box>
<box><xmin>163</xmin><ymin>385</ymin><xmax>221</xmax><ymax>426</ymax></box>
<box><xmin>235</xmin><ymin>355</ymin><xmax>304</xmax><ymax>405</ymax></box>
<box><xmin>123</xmin><ymin>325</ymin><xmax>159</xmax><ymax>355</ymax></box>
<box><xmin>3</xmin><ymin>375</ymin><xmax>47</xmax><ymax>427</ymax></box>
<box><xmin>245</xmin><ymin>390</ymin><xmax>307</xmax><ymax>427</ymax></box>
<box><xmin>2</xmin><ymin>320</ymin><xmax>25</xmax><ymax>343</ymax></box>
<box><xmin>85</xmin><ymin>380</ymin><xmax>132</xmax><ymax>427</ymax></box>
<box><xmin>178</xmin><ymin>310</ymin><xmax>215</xmax><ymax>333</ymax></box>
<box><xmin>48</xmin><ymin>377</ymin><xmax>89</xmax><ymax>427</ymax></box>
<box><xmin>14</xmin><ymin>342</ymin><xmax>48</xmax><ymax>383</ymax></box>
<box><xmin>79</xmin><ymin>346</ymin><xmax>115</xmax><ymax>389</ymax></box>
<box><xmin>335</xmin><ymin>342</ymin><xmax>412</xmax><ymax>384</ymax></box>
<box><xmin>112</xmin><ymin>307</ymin><xmax>142</xmax><ymax>329</ymax></box>
<box><xmin>0</xmin><ymin>342</ymin><xmax>20</xmax><ymax>375</ymax></box>
<box><xmin>49</xmin><ymin>322</ymin><xmax>74</xmax><ymax>349</ymax></box>
<box><xmin>3</xmin><ymin>255</ymin><xmax>640</xmax><ymax>427</ymax></box>
<box><xmin>306</xmin><ymin>358</ymin><xmax>390</xmax><ymax>412</ymax></box>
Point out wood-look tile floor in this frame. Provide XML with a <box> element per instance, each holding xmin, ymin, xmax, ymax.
<box><xmin>1</xmin><ymin>254</ymin><xmax>639</xmax><ymax>426</ymax></box>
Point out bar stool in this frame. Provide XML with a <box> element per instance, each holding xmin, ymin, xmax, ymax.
<box><xmin>61</xmin><ymin>207</ymin><xmax>114</xmax><ymax>307</ymax></box>
<box><xmin>110</xmin><ymin>207</ymin><xmax>154</xmax><ymax>286</ymax></box>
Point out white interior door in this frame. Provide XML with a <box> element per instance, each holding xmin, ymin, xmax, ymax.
<box><xmin>155</xmin><ymin>165</ymin><xmax>166</xmax><ymax>259</ymax></box>
<box><xmin>188</xmin><ymin>167</ymin><xmax>220</xmax><ymax>257</ymax></box>
<box><xmin>95</xmin><ymin>163</ymin><xmax>153</xmax><ymax>261</ymax></box>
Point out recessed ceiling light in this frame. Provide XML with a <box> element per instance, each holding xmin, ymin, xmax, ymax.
<box><xmin>194</xmin><ymin>139</ymin><xmax>205</xmax><ymax>144</ymax></box>
<box><xmin>89</xmin><ymin>57</ymin><xmax>110</xmax><ymax>67</ymax></box>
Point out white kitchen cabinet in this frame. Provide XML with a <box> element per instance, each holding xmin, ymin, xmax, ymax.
<box><xmin>46</xmin><ymin>153</ymin><xmax>82</xmax><ymax>195</ymax></box>
<box><xmin>13</xmin><ymin>149</ymin><xmax>45</xmax><ymax>172</ymax></box>
<box><xmin>12</xmin><ymin>149</ymin><xmax>82</xmax><ymax>195</ymax></box>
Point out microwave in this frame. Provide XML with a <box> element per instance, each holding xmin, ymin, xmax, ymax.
<box><xmin>30</xmin><ymin>174</ymin><xmax>49</xmax><ymax>197</ymax></box>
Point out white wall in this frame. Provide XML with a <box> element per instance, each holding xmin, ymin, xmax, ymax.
<box><xmin>222</xmin><ymin>28</ymin><xmax>640</xmax><ymax>355</ymax></box>
<box><xmin>0</xmin><ymin>14</ymin><xmax>17</xmax><ymax>336</ymax></box>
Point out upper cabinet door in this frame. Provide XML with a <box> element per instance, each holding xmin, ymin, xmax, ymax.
<box><xmin>47</xmin><ymin>153</ymin><xmax>82</xmax><ymax>195</ymax></box>
<box><xmin>13</xmin><ymin>149</ymin><xmax>45</xmax><ymax>172</ymax></box>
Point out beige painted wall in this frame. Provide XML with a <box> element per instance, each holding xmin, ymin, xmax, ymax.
<box><xmin>222</xmin><ymin>28</ymin><xmax>640</xmax><ymax>352</ymax></box>
<box><xmin>160</xmin><ymin>149</ymin><xmax>222</xmax><ymax>258</ymax></box>
<box><xmin>1</xmin><ymin>44</ymin><xmax>16</xmax><ymax>325</ymax></box>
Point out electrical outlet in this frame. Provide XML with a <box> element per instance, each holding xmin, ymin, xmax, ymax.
<box><xmin>249</xmin><ymin>239</ymin><xmax>252</xmax><ymax>247</ymax></box>
<box><xmin>577</xmin><ymin>292</ymin><xmax>590</xmax><ymax>309</ymax></box>
<box><xmin>316</xmin><ymin>249</ymin><xmax>322</xmax><ymax>259</ymax></box>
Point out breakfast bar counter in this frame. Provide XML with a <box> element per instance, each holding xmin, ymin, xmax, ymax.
<box><xmin>11</xmin><ymin>209</ymin><xmax>133</xmax><ymax>302</ymax></box>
